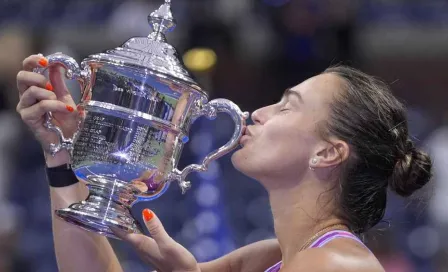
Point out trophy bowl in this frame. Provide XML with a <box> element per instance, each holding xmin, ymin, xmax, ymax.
<box><xmin>34</xmin><ymin>0</ymin><xmax>248</xmax><ymax>239</ymax></box>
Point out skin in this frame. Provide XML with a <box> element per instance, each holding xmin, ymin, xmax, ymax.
<box><xmin>17</xmin><ymin>54</ymin><xmax>385</xmax><ymax>271</ymax></box>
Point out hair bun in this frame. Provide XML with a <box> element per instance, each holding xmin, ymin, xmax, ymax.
<box><xmin>388</xmin><ymin>146</ymin><xmax>432</xmax><ymax>197</ymax></box>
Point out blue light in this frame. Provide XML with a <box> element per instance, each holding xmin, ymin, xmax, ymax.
<box><xmin>263</xmin><ymin>0</ymin><xmax>291</xmax><ymax>7</ymax></box>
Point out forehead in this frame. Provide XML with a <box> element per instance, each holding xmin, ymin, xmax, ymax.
<box><xmin>289</xmin><ymin>73</ymin><xmax>343</xmax><ymax>104</ymax></box>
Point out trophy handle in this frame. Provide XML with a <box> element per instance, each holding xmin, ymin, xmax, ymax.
<box><xmin>170</xmin><ymin>98</ymin><xmax>249</xmax><ymax>194</ymax></box>
<box><xmin>33</xmin><ymin>53</ymin><xmax>91</xmax><ymax>157</ymax></box>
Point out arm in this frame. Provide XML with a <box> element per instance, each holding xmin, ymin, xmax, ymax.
<box><xmin>113</xmin><ymin>209</ymin><xmax>280</xmax><ymax>272</ymax></box>
<box><xmin>199</xmin><ymin>239</ymin><xmax>281</xmax><ymax>272</ymax></box>
<box><xmin>49</xmin><ymin>158</ymin><xmax>123</xmax><ymax>272</ymax></box>
<box><xmin>17</xmin><ymin>54</ymin><xmax>124</xmax><ymax>272</ymax></box>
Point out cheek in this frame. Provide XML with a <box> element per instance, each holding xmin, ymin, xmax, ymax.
<box><xmin>262</xmin><ymin>117</ymin><xmax>317</xmax><ymax>155</ymax></box>
<box><xmin>232</xmin><ymin>121</ymin><xmax>317</xmax><ymax>178</ymax></box>
<box><xmin>258</xmin><ymin>129</ymin><xmax>308</xmax><ymax>167</ymax></box>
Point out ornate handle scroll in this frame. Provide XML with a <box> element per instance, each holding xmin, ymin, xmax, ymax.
<box><xmin>169</xmin><ymin>98</ymin><xmax>249</xmax><ymax>193</ymax></box>
<box><xmin>33</xmin><ymin>53</ymin><xmax>91</xmax><ymax>157</ymax></box>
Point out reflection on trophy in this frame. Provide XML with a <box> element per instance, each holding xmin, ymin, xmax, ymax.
<box><xmin>34</xmin><ymin>0</ymin><xmax>248</xmax><ymax>239</ymax></box>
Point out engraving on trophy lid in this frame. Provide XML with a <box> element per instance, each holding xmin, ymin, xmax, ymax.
<box><xmin>123</xmin><ymin>37</ymin><xmax>174</xmax><ymax>56</ymax></box>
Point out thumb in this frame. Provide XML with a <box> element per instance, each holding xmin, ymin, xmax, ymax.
<box><xmin>48</xmin><ymin>65</ymin><xmax>75</xmax><ymax>104</ymax></box>
<box><xmin>142</xmin><ymin>209</ymin><xmax>172</xmax><ymax>246</ymax></box>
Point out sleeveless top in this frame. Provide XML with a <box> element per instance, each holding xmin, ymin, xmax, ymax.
<box><xmin>264</xmin><ymin>230</ymin><xmax>367</xmax><ymax>272</ymax></box>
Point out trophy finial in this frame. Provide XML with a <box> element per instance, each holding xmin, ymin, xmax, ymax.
<box><xmin>148</xmin><ymin>0</ymin><xmax>176</xmax><ymax>41</ymax></box>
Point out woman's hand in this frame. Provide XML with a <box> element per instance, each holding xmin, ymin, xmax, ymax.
<box><xmin>112</xmin><ymin>209</ymin><xmax>200</xmax><ymax>272</ymax></box>
<box><xmin>16</xmin><ymin>54</ymin><xmax>79</xmax><ymax>166</ymax></box>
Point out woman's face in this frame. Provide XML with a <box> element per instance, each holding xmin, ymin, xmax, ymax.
<box><xmin>231</xmin><ymin>73</ymin><xmax>343</xmax><ymax>187</ymax></box>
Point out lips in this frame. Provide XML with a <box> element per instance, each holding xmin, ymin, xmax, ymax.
<box><xmin>244</xmin><ymin>126</ymin><xmax>254</xmax><ymax>136</ymax></box>
<box><xmin>239</xmin><ymin>126</ymin><xmax>252</xmax><ymax>146</ymax></box>
<box><xmin>239</xmin><ymin>135</ymin><xmax>251</xmax><ymax>145</ymax></box>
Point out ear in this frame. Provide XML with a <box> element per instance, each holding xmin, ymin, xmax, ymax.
<box><xmin>310</xmin><ymin>139</ymin><xmax>350</xmax><ymax>169</ymax></box>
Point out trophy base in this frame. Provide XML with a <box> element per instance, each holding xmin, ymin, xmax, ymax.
<box><xmin>55</xmin><ymin>179</ymin><xmax>142</xmax><ymax>240</ymax></box>
<box><xmin>55</xmin><ymin>205</ymin><xmax>141</xmax><ymax>240</ymax></box>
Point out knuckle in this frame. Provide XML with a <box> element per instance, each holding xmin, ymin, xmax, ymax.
<box><xmin>27</xmin><ymin>86</ymin><xmax>47</xmax><ymax>99</ymax></box>
<box><xmin>18</xmin><ymin>111</ymin><xmax>27</xmax><ymax>122</ymax></box>
<box><xmin>38</xmin><ymin>100</ymin><xmax>51</xmax><ymax>111</ymax></box>
<box><xmin>27</xmin><ymin>85</ymin><xmax>37</xmax><ymax>92</ymax></box>
<box><xmin>148</xmin><ymin>224</ymin><xmax>164</xmax><ymax>237</ymax></box>
<box><xmin>134</xmin><ymin>238</ymin><xmax>150</xmax><ymax>253</ymax></box>
<box><xmin>40</xmin><ymin>76</ymin><xmax>48</xmax><ymax>86</ymax></box>
<box><xmin>22</xmin><ymin>57</ymin><xmax>33</xmax><ymax>69</ymax></box>
<box><xmin>48</xmin><ymin>92</ymin><xmax>57</xmax><ymax>100</ymax></box>
<box><xmin>27</xmin><ymin>86</ymin><xmax>38</xmax><ymax>96</ymax></box>
<box><xmin>17</xmin><ymin>70</ymin><xmax>25</xmax><ymax>80</ymax></box>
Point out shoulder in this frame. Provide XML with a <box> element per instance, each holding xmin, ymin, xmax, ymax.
<box><xmin>281</xmin><ymin>247</ymin><xmax>384</xmax><ymax>272</ymax></box>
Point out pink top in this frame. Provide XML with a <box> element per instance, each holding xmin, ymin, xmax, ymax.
<box><xmin>264</xmin><ymin>230</ymin><xmax>367</xmax><ymax>272</ymax></box>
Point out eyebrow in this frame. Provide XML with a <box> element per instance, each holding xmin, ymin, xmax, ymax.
<box><xmin>283</xmin><ymin>88</ymin><xmax>303</xmax><ymax>103</ymax></box>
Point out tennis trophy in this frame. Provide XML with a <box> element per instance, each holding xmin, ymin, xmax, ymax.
<box><xmin>35</xmin><ymin>0</ymin><xmax>248</xmax><ymax>238</ymax></box>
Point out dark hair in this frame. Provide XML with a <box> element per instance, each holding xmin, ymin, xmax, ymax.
<box><xmin>320</xmin><ymin>65</ymin><xmax>432</xmax><ymax>234</ymax></box>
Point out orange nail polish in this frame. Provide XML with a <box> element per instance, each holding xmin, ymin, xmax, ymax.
<box><xmin>45</xmin><ymin>82</ymin><xmax>53</xmax><ymax>91</ymax></box>
<box><xmin>143</xmin><ymin>209</ymin><xmax>154</xmax><ymax>222</ymax></box>
<box><xmin>38</xmin><ymin>58</ymin><xmax>48</xmax><ymax>67</ymax></box>
<box><xmin>66</xmin><ymin>105</ymin><xmax>74</xmax><ymax>112</ymax></box>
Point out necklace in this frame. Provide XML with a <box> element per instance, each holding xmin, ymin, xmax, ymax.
<box><xmin>298</xmin><ymin>223</ymin><xmax>349</xmax><ymax>251</ymax></box>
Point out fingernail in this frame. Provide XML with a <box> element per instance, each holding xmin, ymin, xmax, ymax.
<box><xmin>38</xmin><ymin>58</ymin><xmax>48</xmax><ymax>67</ymax></box>
<box><xmin>66</xmin><ymin>105</ymin><xmax>74</xmax><ymax>112</ymax></box>
<box><xmin>142</xmin><ymin>209</ymin><xmax>154</xmax><ymax>222</ymax></box>
<box><xmin>45</xmin><ymin>82</ymin><xmax>53</xmax><ymax>91</ymax></box>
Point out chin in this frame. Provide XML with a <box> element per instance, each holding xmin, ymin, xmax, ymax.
<box><xmin>231</xmin><ymin>147</ymin><xmax>260</xmax><ymax>179</ymax></box>
<box><xmin>230</xmin><ymin>148</ymin><xmax>244</xmax><ymax>169</ymax></box>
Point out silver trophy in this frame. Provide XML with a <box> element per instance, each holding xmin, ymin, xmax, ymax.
<box><xmin>35</xmin><ymin>0</ymin><xmax>248</xmax><ymax>238</ymax></box>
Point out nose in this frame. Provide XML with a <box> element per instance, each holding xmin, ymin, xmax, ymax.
<box><xmin>250</xmin><ymin>110</ymin><xmax>260</xmax><ymax>124</ymax></box>
<box><xmin>251</xmin><ymin>107</ymin><xmax>264</xmax><ymax>124</ymax></box>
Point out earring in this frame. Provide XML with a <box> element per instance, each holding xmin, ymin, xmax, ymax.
<box><xmin>309</xmin><ymin>158</ymin><xmax>318</xmax><ymax>171</ymax></box>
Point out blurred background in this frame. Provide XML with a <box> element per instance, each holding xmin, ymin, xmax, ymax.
<box><xmin>0</xmin><ymin>0</ymin><xmax>447</xmax><ymax>271</ymax></box>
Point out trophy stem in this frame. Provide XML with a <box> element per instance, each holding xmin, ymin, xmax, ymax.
<box><xmin>55</xmin><ymin>178</ymin><xmax>142</xmax><ymax>239</ymax></box>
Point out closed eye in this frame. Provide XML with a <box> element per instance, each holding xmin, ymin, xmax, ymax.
<box><xmin>279</xmin><ymin>101</ymin><xmax>294</xmax><ymax>113</ymax></box>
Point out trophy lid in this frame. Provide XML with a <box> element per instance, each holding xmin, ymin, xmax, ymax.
<box><xmin>84</xmin><ymin>0</ymin><xmax>205</xmax><ymax>96</ymax></box>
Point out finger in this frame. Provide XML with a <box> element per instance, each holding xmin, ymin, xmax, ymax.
<box><xmin>111</xmin><ymin>227</ymin><xmax>159</xmax><ymax>253</ymax></box>
<box><xmin>22</xmin><ymin>54</ymin><xmax>73</xmax><ymax>102</ymax></box>
<box><xmin>22</xmin><ymin>54</ymin><xmax>48</xmax><ymax>72</ymax></box>
<box><xmin>17</xmin><ymin>86</ymin><xmax>57</xmax><ymax>111</ymax></box>
<box><xmin>19</xmin><ymin>100</ymin><xmax>73</xmax><ymax>123</ymax></box>
<box><xmin>141</xmin><ymin>209</ymin><xmax>172</xmax><ymax>246</ymax></box>
<box><xmin>17</xmin><ymin>71</ymin><xmax>53</xmax><ymax>97</ymax></box>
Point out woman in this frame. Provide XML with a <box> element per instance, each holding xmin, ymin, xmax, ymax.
<box><xmin>16</xmin><ymin>54</ymin><xmax>432</xmax><ymax>272</ymax></box>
